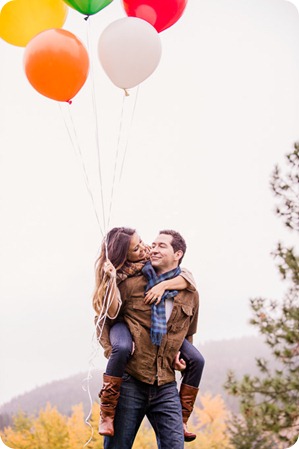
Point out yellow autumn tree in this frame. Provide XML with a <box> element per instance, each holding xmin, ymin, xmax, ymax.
<box><xmin>132</xmin><ymin>419</ymin><xmax>156</xmax><ymax>449</ymax></box>
<box><xmin>2</xmin><ymin>404</ymin><xmax>69</xmax><ymax>449</ymax></box>
<box><xmin>82</xmin><ymin>402</ymin><xmax>103</xmax><ymax>449</ymax></box>
<box><xmin>67</xmin><ymin>404</ymin><xmax>95</xmax><ymax>449</ymax></box>
<box><xmin>2</xmin><ymin>411</ymin><xmax>36</xmax><ymax>449</ymax></box>
<box><xmin>187</xmin><ymin>392</ymin><xmax>233</xmax><ymax>449</ymax></box>
<box><xmin>34</xmin><ymin>403</ymin><xmax>69</xmax><ymax>449</ymax></box>
<box><xmin>2</xmin><ymin>394</ymin><xmax>232</xmax><ymax>449</ymax></box>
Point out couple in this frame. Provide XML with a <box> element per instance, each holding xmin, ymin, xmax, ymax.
<box><xmin>93</xmin><ymin>227</ymin><xmax>205</xmax><ymax>449</ymax></box>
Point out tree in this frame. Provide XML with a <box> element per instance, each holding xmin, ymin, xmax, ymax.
<box><xmin>132</xmin><ymin>420</ymin><xmax>156</xmax><ymax>448</ymax></box>
<box><xmin>224</xmin><ymin>145</ymin><xmax>299</xmax><ymax>448</ymax></box>
<box><xmin>82</xmin><ymin>402</ymin><xmax>104</xmax><ymax>449</ymax></box>
<box><xmin>2</xmin><ymin>403</ymin><xmax>103</xmax><ymax>449</ymax></box>
<box><xmin>1</xmin><ymin>395</ymin><xmax>232</xmax><ymax>449</ymax></box>
<box><xmin>188</xmin><ymin>393</ymin><xmax>233</xmax><ymax>449</ymax></box>
<box><xmin>67</xmin><ymin>404</ymin><xmax>94</xmax><ymax>449</ymax></box>
<box><xmin>2</xmin><ymin>411</ymin><xmax>37</xmax><ymax>449</ymax></box>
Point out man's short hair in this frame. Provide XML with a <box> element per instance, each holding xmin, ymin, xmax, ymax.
<box><xmin>159</xmin><ymin>229</ymin><xmax>186</xmax><ymax>265</ymax></box>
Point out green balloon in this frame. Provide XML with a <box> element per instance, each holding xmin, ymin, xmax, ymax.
<box><xmin>63</xmin><ymin>0</ymin><xmax>113</xmax><ymax>15</ymax></box>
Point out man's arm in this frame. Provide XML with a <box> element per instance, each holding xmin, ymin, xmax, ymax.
<box><xmin>173</xmin><ymin>294</ymin><xmax>198</xmax><ymax>371</ymax></box>
<box><xmin>186</xmin><ymin>291</ymin><xmax>200</xmax><ymax>339</ymax></box>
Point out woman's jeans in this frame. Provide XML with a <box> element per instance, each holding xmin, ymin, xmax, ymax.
<box><xmin>105</xmin><ymin>322</ymin><xmax>133</xmax><ymax>377</ymax></box>
<box><xmin>105</xmin><ymin>322</ymin><xmax>205</xmax><ymax>387</ymax></box>
<box><xmin>104</xmin><ymin>374</ymin><xmax>184</xmax><ymax>449</ymax></box>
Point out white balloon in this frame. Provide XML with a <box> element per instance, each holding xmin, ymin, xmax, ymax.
<box><xmin>98</xmin><ymin>17</ymin><xmax>162</xmax><ymax>90</ymax></box>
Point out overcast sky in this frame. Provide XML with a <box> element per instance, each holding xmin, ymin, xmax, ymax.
<box><xmin>1</xmin><ymin>0</ymin><xmax>299</xmax><ymax>406</ymax></box>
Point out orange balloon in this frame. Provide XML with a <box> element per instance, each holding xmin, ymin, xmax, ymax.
<box><xmin>24</xmin><ymin>29</ymin><xmax>89</xmax><ymax>102</ymax></box>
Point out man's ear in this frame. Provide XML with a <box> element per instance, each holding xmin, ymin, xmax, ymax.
<box><xmin>174</xmin><ymin>250</ymin><xmax>183</xmax><ymax>262</ymax></box>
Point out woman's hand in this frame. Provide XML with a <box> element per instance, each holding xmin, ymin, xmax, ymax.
<box><xmin>103</xmin><ymin>260</ymin><xmax>116</xmax><ymax>279</ymax></box>
<box><xmin>144</xmin><ymin>281</ymin><xmax>167</xmax><ymax>305</ymax></box>
<box><xmin>173</xmin><ymin>352</ymin><xmax>187</xmax><ymax>371</ymax></box>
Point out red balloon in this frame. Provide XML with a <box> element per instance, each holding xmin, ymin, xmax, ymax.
<box><xmin>122</xmin><ymin>0</ymin><xmax>188</xmax><ymax>32</ymax></box>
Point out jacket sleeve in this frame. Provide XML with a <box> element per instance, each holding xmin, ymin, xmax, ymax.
<box><xmin>186</xmin><ymin>291</ymin><xmax>200</xmax><ymax>337</ymax></box>
<box><xmin>180</xmin><ymin>267</ymin><xmax>197</xmax><ymax>292</ymax></box>
<box><xmin>94</xmin><ymin>315</ymin><xmax>113</xmax><ymax>359</ymax></box>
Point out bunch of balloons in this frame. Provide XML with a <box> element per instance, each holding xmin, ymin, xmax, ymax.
<box><xmin>0</xmin><ymin>0</ymin><xmax>188</xmax><ymax>102</ymax></box>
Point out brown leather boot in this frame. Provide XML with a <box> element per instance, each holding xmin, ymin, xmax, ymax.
<box><xmin>98</xmin><ymin>374</ymin><xmax>122</xmax><ymax>436</ymax></box>
<box><xmin>179</xmin><ymin>383</ymin><xmax>199</xmax><ymax>442</ymax></box>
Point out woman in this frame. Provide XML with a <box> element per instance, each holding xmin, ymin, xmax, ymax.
<box><xmin>93</xmin><ymin>227</ymin><xmax>205</xmax><ymax>442</ymax></box>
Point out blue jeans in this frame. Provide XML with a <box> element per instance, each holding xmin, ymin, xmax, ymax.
<box><xmin>104</xmin><ymin>374</ymin><xmax>184</xmax><ymax>449</ymax></box>
<box><xmin>179</xmin><ymin>338</ymin><xmax>205</xmax><ymax>387</ymax></box>
<box><xmin>106</xmin><ymin>322</ymin><xmax>133</xmax><ymax>377</ymax></box>
<box><xmin>106</xmin><ymin>322</ymin><xmax>205</xmax><ymax>387</ymax></box>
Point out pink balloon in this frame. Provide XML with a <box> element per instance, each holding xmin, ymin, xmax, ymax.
<box><xmin>122</xmin><ymin>0</ymin><xmax>188</xmax><ymax>32</ymax></box>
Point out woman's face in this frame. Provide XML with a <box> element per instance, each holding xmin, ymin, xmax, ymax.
<box><xmin>127</xmin><ymin>232</ymin><xmax>146</xmax><ymax>262</ymax></box>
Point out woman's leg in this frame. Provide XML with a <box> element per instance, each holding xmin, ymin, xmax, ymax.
<box><xmin>99</xmin><ymin>322</ymin><xmax>133</xmax><ymax>436</ymax></box>
<box><xmin>104</xmin><ymin>374</ymin><xmax>148</xmax><ymax>449</ymax></box>
<box><xmin>105</xmin><ymin>322</ymin><xmax>133</xmax><ymax>377</ymax></box>
<box><xmin>179</xmin><ymin>338</ymin><xmax>205</xmax><ymax>387</ymax></box>
<box><xmin>178</xmin><ymin>339</ymin><xmax>205</xmax><ymax>442</ymax></box>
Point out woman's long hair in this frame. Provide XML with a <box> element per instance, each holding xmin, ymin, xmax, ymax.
<box><xmin>92</xmin><ymin>227</ymin><xmax>135</xmax><ymax>314</ymax></box>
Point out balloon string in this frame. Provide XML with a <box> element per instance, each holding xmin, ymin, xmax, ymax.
<box><xmin>106</xmin><ymin>93</ymin><xmax>127</xmax><ymax>230</ymax></box>
<box><xmin>86</xmin><ymin>17</ymin><xmax>107</xmax><ymax>234</ymax></box>
<box><xmin>82</xmin><ymin>277</ymin><xmax>115</xmax><ymax>447</ymax></box>
<box><xmin>58</xmin><ymin>103</ymin><xmax>104</xmax><ymax>237</ymax></box>
<box><xmin>119</xmin><ymin>86</ymin><xmax>140</xmax><ymax>184</ymax></box>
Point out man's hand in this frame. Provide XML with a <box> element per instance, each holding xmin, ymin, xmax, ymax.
<box><xmin>173</xmin><ymin>352</ymin><xmax>186</xmax><ymax>371</ymax></box>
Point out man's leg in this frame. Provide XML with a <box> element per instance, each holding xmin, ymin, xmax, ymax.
<box><xmin>146</xmin><ymin>381</ymin><xmax>184</xmax><ymax>449</ymax></box>
<box><xmin>104</xmin><ymin>374</ymin><xmax>147</xmax><ymax>449</ymax></box>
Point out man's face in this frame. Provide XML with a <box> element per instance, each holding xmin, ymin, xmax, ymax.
<box><xmin>150</xmin><ymin>233</ymin><xmax>182</xmax><ymax>274</ymax></box>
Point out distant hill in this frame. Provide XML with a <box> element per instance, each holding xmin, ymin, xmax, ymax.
<box><xmin>0</xmin><ymin>335</ymin><xmax>276</xmax><ymax>429</ymax></box>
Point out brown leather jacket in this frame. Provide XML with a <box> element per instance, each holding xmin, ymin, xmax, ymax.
<box><xmin>98</xmin><ymin>270</ymin><xmax>199</xmax><ymax>386</ymax></box>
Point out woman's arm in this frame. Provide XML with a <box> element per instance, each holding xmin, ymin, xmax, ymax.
<box><xmin>95</xmin><ymin>315</ymin><xmax>113</xmax><ymax>358</ymax></box>
<box><xmin>144</xmin><ymin>268</ymin><xmax>197</xmax><ymax>305</ymax></box>
<box><xmin>103</xmin><ymin>261</ymin><xmax>122</xmax><ymax>318</ymax></box>
<box><xmin>106</xmin><ymin>279</ymin><xmax>122</xmax><ymax>318</ymax></box>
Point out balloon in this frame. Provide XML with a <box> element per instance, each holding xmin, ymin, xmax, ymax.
<box><xmin>0</xmin><ymin>0</ymin><xmax>68</xmax><ymax>47</ymax></box>
<box><xmin>62</xmin><ymin>0</ymin><xmax>113</xmax><ymax>16</ymax></box>
<box><xmin>98</xmin><ymin>17</ymin><xmax>161</xmax><ymax>90</ymax></box>
<box><xmin>122</xmin><ymin>0</ymin><xmax>188</xmax><ymax>33</ymax></box>
<box><xmin>24</xmin><ymin>29</ymin><xmax>89</xmax><ymax>103</ymax></box>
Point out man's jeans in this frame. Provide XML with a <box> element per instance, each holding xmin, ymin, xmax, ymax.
<box><xmin>104</xmin><ymin>374</ymin><xmax>184</xmax><ymax>449</ymax></box>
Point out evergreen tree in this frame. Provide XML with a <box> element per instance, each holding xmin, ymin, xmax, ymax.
<box><xmin>224</xmin><ymin>145</ymin><xmax>299</xmax><ymax>448</ymax></box>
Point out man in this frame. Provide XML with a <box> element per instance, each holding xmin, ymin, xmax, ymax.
<box><xmin>102</xmin><ymin>229</ymin><xmax>200</xmax><ymax>449</ymax></box>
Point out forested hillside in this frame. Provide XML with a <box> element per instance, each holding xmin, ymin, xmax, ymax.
<box><xmin>0</xmin><ymin>335</ymin><xmax>275</xmax><ymax>429</ymax></box>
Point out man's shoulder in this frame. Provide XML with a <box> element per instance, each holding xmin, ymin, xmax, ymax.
<box><xmin>186</xmin><ymin>287</ymin><xmax>199</xmax><ymax>300</ymax></box>
<box><xmin>178</xmin><ymin>287</ymin><xmax>199</xmax><ymax>307</ymax></box>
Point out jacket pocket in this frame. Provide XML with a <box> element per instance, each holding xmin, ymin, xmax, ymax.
<box><xmin>170</xmin><ymin>303</ymin><xmax>193</xmax><ymax>332</ymax></box>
